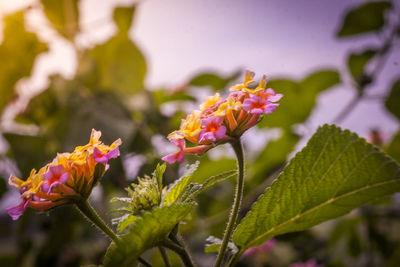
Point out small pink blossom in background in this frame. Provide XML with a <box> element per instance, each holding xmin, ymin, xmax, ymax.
<box><xmin>243</xmin><ymin>239</ymin><xmax>275</xmax><ymax>257</ymax></box>
<box><xmin>290</xmin><ymin>259</ymin><xmax>323</xmax><ymax>267</ymax></box>
<box><xmin>367</xmin><ymin>128</ymin><xmax>385</xmax><ymax>146</ymax></box>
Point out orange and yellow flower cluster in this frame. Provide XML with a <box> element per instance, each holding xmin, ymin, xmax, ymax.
<box><xmin>162</xmin><ymin>70</ymin><xmax>283</xmax><ymax>164</ymax></box>
<box><xmin>7</xmin><ymin>129</ymin><xmax>121</xmax><ymax>220</ymax></box>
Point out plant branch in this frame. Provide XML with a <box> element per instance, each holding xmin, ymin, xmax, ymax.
<box><xmin>228</xmin><ymin>250</ymin><xmax>243</xmax><ymax>267</ymax></box>
<box><xmin>214</xmin><ymin>138</ymin><xmax>245</xmax><ymax>267</ymax></box>
<box><xmin>138</xmin><ymin>257</ymin><xmax>153</xmax><ymax>267</ymax></box>
<box><xmin>161</xmin><ymin>239</ymin><xmax>195</xmax><ymax>267</ymax></box>
<box><xmin>75</xmin><ymin>199</ymin><xmax>150</xmax><ymax>266</ymax></box>
<box><xmin>75</xmin><ymin>199</ymin><xmax>120</xmax><ymax>243</ymax></box>
<box><xmin>158</xmin><ymin>246</ymin><xmax>171</xmax><ymax>267</ymax></box>
<box><xmin>332</xmin><ymin>94</ymin><xmax>362</xmax><ymax>124</ymax></box>
<box><xmin>333</xmin><ymin>16</ymin><xmax>399</xmax><ymax>124</ymax></box>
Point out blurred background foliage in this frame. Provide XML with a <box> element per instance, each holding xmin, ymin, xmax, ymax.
<box><xmin>0</xmin><ymin>0</ymin><xmax>399</xmax><ymax>266</ymax></box>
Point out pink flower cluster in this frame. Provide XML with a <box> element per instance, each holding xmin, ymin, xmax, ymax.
<box><xmin>7</xmin><ymin>130</ymin><xmax>121</xmax><ymax>220</ymax></box>
<box><xmin>162</xmin><ymin>70</ymin><xmax>283</xmax><ymax>164</ymax></box>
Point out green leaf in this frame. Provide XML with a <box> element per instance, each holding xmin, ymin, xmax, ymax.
<box><xmin>163</xmin><ymin>161</ymin><xmax>199</xmax><ymax>205</ymax></box>
<box><xmin>233</xmin><ymin>124</ymin><xmax>400</xmax><ymax>251</ymax></box>
<box><xmin>112</xmin><ymin>214</ymin><xmax>137</xmax><ymax>233</ymax></box>
<box><xmin>337</xmin><ymin>1</ymin><xmax>392</xmax><ymax>37</ymax></box>
<box><xmin>76</xmin><ymin>5</ymin><xmax>146</xmax><ymax>95</ymax></box>
<box><xmin>205</xmin><ymin>236</ymin><xmax>238</xmax><ymax>254</ymax></box>
<box><xmin>190</xmin><ymin>157</ymin><xmax>236</xmax><ymax>184</ymax></box>
<box><xmin>347</xmin><ymin>49</ymin><xmax>377</xmax><ymax>85</ymax></box>
<box><xmin>152</xmin><ymin>163</ymin><xmax>166</xmax><ymax>192</ymax></box>
<box><xmin>163</xmin><ymin>176</ymin><xmax>192</xmax><ymax>205</ymax></box>
<box><xmin>41</xmin><ymin>0</ymin><xmax>80</xmax><ymax>40</ymax></box>
<box><xmin>0</xmin><ymin>11</ymin><xmax>47</xmax><ymax>114</ymax></box>
<box><xmin>177</xmin><ymin>170</ymin><xmax>237</xmax><ymax>203</ymax></box>
<box><xmin>200</xmin><ymin>170</ymin><xmax>237</xmax><ymax>192</ymax></box>
<box><xmin>104</xmin><ymin>203</ymin><xmax>195</xmax><ymax>266</ymax></box>
<box><xmin>385</xmin><ymin>79</ymin><xmax>400</xmax><ymax>121</ymax></box>
<box><xmin>258</xmin><ymin>70</ymin><xmax>340</xmax><ymax>129</ymax></box>
<box><xmin>386</xmin><ymin>130</ymin><xmax>400</xmax><ymax>163</ymax></box>
<box><xmin>189</xmin><ymin>70</ymin><xmax>241</xmax><ymax>91</ymax></box>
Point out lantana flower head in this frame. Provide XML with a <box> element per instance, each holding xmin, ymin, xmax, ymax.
<box><xmin>162</xmin><ymin>70</ymin><xmax>283</xmax><ymax>164</ymax></box>
<box><xmin>7</xmin><ymin>129</ymin><xmax>121</xmax><ymax>220</ymax></box>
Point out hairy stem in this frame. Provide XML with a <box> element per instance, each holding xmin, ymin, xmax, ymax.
<box><xmin>75</xmin><ymin>199</ymin><xmax>151</xmax><ymax>266</ymax></box>
<box><xmin>214</xmin><ymin>139</ymin><xmax>245</xmax><ymax>267</ymax></box>
<box><xmin>161</xmin><ymin>239</ymin><xmax>195</xmax><ymax>267</ymax></box>
<box><xmin>228</xmin><ymin>250</ymin><xmax>243</xmax><ymax>267</ymax></box>
<box><xmin>75</xmin><ymin>199</ymin><xmax>120</xmax><ymax>243</ymax></box>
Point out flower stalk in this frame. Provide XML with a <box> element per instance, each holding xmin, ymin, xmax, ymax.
<box><xmin>161</xmin><ymin>239</ymin><xmax>195</xmax><ymax>267</ymax></box>
<box><xmin>214</xmin><ymin>138</ymin><xmax>245</xmax><ymax>267</ymax></box>
<box><xmin>75</xmin><ymin>199</ymin><xmax>120</xmax><ymax>243</ymax></box>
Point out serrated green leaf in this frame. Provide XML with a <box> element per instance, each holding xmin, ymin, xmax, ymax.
<box><xmin>177</xmin><ymin>183</ymin><xmax>202</xmax><ymax>203</ymax></box>
<box><xmin>163</xmin><ymin>162</ymin><xmax>199</xmax><ymax>205</ymax></box>
<box><xmin>337</xmin><ymin>1</ymin><xmax>392</xmax><ymax>37</ymax></box>
<box><xmin>163</xmin><ymin>176</ymin><xmax>191</xmax><ymax>205</ymax></box>
<box><xmin>104</xmin><ymin>203</ymin><xmax>195</xmax><ymax>266</ymax></box>
<box><xmin>347</xmin><ymin>49</ymin><xmax>377</xmax><ymax>85</ymax></box>
<box><xmin>258</xmin><ymin>70</ymin><xmax>340</xmax><ymax>129</ymax></box>
<box><xmin>386</xmin><ymin>130</ymin><xmax>400</xmax><ymax>163</ymax></box>
<box><xmin>182</xmin><ymin>170</ymin><xmax>237</xmax><ymax>201</ymax></box>
<box><xmin>112</xmin><ymin>214</ymin><xmax>137</xmax><ymax>233</ymax></box>
<box><xmin>41</xmin><ymin>0</ymin><xmax>80</xmax><ymax>40</ymax></box>
<box><xmin>190</xmin><ymin>157</ymin><xmax>236</xmax><ymax>184</ymax></box>
<box><xmin>0</xmin><ymin>11</ymin><xmax>47</xmax><ymax>114</ymax></box>
<box><xmin>234</xmin><ymin>124</ymin><xmax>400</xmax><ymax>251</ymax></box>
<box><xmin>152</xmin><ymin>163</ymin><xmax>166</xmax><ymax>192</ymax></box>
<box><xmin>385</xmin><ymin>79</ymin><xmax>400</xmax><ymax>121</ymax></box>
<box><xmin>189</xmin><ymin>70</ymin><xmax>241</xmax><ymax>91</ymax></box>
<box><xmin>201</xmin><ymin>170</ymin><xmax>237</xmax><ymax>192</ymax></box>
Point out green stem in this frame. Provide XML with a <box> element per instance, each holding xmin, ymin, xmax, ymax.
<box><xmin>159</xmin><ymin>246</ymin><xmax>171</xmax><ymax>267</ymax></box>
<box><xmin>75</xmin><ymin>199</ymin><xmax>152</xmax><ymax>266</ymax></box>
<box><xmin>75</xmin><ymin>199</ymin><xmax>120</xmax><ymax>243</ymax></box>
<box><xmin>161</xmin><ymin>239</ymin><xmax>195</xmax><ymax>267</ymax></box>
<box><xmin>138</xmin><ymin>257</ymin><xmax>153</xmax><ymax>267</ymax></box>
<box><xmin>227</xmin><ymin>250</ymin><xmax>243</xmax><ymax>267</ymax></box>
<box><xmin>214</xmin><ymin>139</ymin><xmax>245</xmax><ymax>267</ymax></box>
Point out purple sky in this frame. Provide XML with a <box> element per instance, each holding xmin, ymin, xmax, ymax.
<box><xmin>0</xmin><ymin>0</ymin><xmax>399</xmax><ymax>137</ymax></box>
